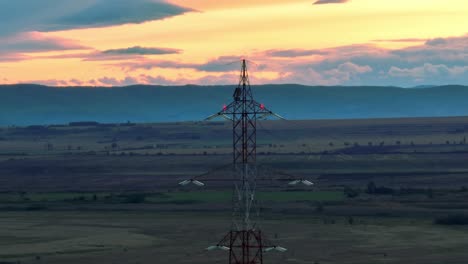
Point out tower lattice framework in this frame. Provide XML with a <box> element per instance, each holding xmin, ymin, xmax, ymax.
<box><xmin>207</xmin><ymin>59</ymin><xmax>280</xmax><ymax>264</ymax></box>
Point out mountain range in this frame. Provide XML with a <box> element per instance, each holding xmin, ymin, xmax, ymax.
<box><xmin>1</xmin><ymin>84</ymin><xmax>467</xmax><ymax>126</ymax></box>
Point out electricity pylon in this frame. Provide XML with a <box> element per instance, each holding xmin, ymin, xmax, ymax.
<box><xmin>205</xmin><ymin>60</ymin><xmax>286</xmax><ymax>263</ymax></box>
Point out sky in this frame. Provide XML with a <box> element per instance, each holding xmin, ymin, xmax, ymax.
<box><xmin>0</xmin><ymin>0</ymin><xmax>467</xmax><ymax>87</ymax></box>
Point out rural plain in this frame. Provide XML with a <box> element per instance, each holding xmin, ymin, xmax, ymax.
<box><xmin>1</xmin><ymin>116</ymin><xmax>468</xmax><ymax>263</ymax></box>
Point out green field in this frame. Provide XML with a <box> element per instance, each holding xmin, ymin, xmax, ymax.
<box><xmin>138</xmin><ymin>191</ymin><xmax>343</xmax><ymax>203</ymax></box>
<box><xmin>0</xmin><ymin>191</ymin><xmax>343</xmax><ymax>204</ymax></box>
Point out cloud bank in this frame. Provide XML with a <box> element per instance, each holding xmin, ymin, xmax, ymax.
<box><xmin>0</xmin><ymin>32</ymin><xmax>86</xmax><ymax>53</ymax></box>
<box><xmin>314</xmin><ymin>0</ymin><xmax>349</xmax><ymax>5</ymax></box>
<box><xmin>10</xmin><ymin>33</ymin><xmax>468</xmax><ymax>87</ymax></box>
<box><xmin>104</xmin><ymin>34</ymin><xmax>468</xmax><ymax>87</ymax></box>
<box><xmin>274</xmin><ymin>35</ymin><xmax>468</xmax><ymax>86</ymax></box>
<box><xmin>102</xmin><ymin>46</ymin><xmax>182</xmax><ymax>55</ymax></box>
<box><xmin>0</xmin><ymin>0</ymin><xmax>192</xmax><ymax>36</ymax></box>
<box><xmin>0</xmin><ymin>32</ymin><xmax>88</xmax><ymax>62</ymax></box>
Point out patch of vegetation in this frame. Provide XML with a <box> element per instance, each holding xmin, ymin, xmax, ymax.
<box><xmin>144</xmin><ymin>191</ymin><xmax>344</xmax><ymax>204</ymax></box>
<box><xmin>0</xmin><ymin>192</ymin><xmax>110</xmax><ymax>203</ymax></box>
<box><xmin>434</xmin><ymin>214</ymin><xmax>468</xmax><ymax>225</ymax></box>
<box><xmin>25</xmin><ymin>204</ymin><xmax>47</xmax><ymax>211</ymax></box>
<box><xmin>259</xmin><ymin>191</ymin><xmax>344</xmax><ymax>202</ymax></box>
<box><xmin>0</xmin><ymin>191</ymin><xmax>345</xmax><ymax>205</ymax></box>
<box><xmin>366</xmin><ymin>181</ymin><xmax>394</xmax><ymax>195</ymax></box>
<box><xmin>343</xmin><ymin>186</ymin><xmax>360</xmax><ymax>198</ymax></box>
<box><xmin>122</xmin><ymin>193</ymin><xmax>147</xmax><ymax>204</ymax></box>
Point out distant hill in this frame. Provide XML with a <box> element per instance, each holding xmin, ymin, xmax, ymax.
<box><xmin>1</xmin><ymin>84</ymin><xmax>468</xmax><ymax>126</ymax></box>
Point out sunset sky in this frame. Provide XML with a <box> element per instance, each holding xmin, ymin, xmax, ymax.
<box><xmin>0</xmin><ymin>0</ymin><xmax>467</xmax><ymax>87</ymax></box>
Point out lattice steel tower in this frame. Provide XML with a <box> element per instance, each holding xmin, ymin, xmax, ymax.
<box><xmin>205</xmin><ymin>59</ymin><xmax>285</xmax><ymax>263</ymax></box>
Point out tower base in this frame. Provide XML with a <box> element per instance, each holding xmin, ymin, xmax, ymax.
<box><xmin>218</xmin><ymin>229</ymin><xmax>268</xmax><ymax>264</ymax></box>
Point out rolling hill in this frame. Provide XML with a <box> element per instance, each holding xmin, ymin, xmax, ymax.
<box><xmin>1</xmin><ymin>84</ymin><xmax>467</xmax><ymax>126</ymax></box>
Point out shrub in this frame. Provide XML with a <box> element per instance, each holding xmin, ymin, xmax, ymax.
<box><xmin>434</xmin><ymin>214</ymin><xmax>468</xmax><ymax>225</ymax></box>
<box><xmin>426</xmin><ymin>188</ymin><xmax>434</xmax><ymax>199</ymax></box>
<box><xmin>366</xmin><ymin>181</ymin><xmax>376</xmax><ymax>194</ymax></box>
<box><xmin>366</xmin><ymin>181</ymin><xmax>394</xmax><ymax>195</ymax></box>
<box><xmin>315</xmin><ymin>202</ymin><xmax>324</xmax><ymax>213</ymax></box>
<box><xmin>123</xmin><ymin>193</ymin><xmax>147</xmax><ymax>204</ymax></box>
<box><xmin>374</xmin><ymin>186</ymin><xmax>394</xmax><ymax>195</ymax></box>
<box><xmin>26</xmin><ymin>204</ymin><xmax>47</xmax><ymax>211</ymax></box>
<box><xmin>344</xmin><ymin>186</ymin><xmax>359</xmax><ymax>198</ymax></box>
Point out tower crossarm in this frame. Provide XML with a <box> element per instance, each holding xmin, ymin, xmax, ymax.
<box><xmin>205</xmin><ymin>100</ymin><xmax>284</xmax><ymax>121</ymax></box>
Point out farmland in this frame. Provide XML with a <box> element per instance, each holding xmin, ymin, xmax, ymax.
<box><xmin>1</xmin><ymin>116</ymin><xmax>468</xmax><ymax>263</ymax></box>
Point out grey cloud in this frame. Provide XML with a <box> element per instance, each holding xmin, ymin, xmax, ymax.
<box><xmin>102</xmin><ymin>46</ymin><xmax>181</xmax><ymax>55</ymax></box>
<box><xmin>84</xmin><ymin>53</ymin><xmax>141</xmax><ymax>61</ymax></box>
<box><xmin>0</xmin><ymin>0</ymin><xmax>192</xmax><ymax>36</ymax></box>
<box><xmin>140</xmin><ymin>73</ymin><xmax>239</xmax><ymax>86</ymax></box>
<box><xmin>194</xmin><ymin>56</ymin><xmax>267</xmax><ymax>72</ymax></box>
<box><xmin>116</xmin><ymin>60</ymin><xmax>196</xmax><ymax>70</ymax></box>
<box><xmin>0</xmin><ymin>32</ymin><xmax>88</xmax><ymax>63</ymax></box>
<box><xmin>98</xmin><ymin>77</ymin><xmax>124</xmax><ymax>86</ymax></box>
<box><xmin>289</xmin><ymin>35</ymin><xmax>468</xmax><ymax>86</ymax></box>
<box><xmin>115</xmin><ymin>56</ymin><xmax>261</xmax><ymax>73</ymax></box>
<box><xmin>0</xmin><ymin>53</ymin><xmax>29</xmax><ymax>62</ymax></box>
<box><xmin>278</xmin><ymin>62</ymin><xmax>374</xmax><ymax>86</ymax></box>
<box><xmin>391</xmin><ymin>35</ymin><xmax>468</xmax><ymax>66</ymax></box>
<box><xmin>264</xmin><ymin>49</ymin><xmax>328</xmax><ymax>57</ymax></box>
<box><xmin>313</xmin><ymin>0</ymin><xmax>349</xmax><ymax>4</ymax></box>
<box><xmin>140</xmin><ymin>75</ymin><xmax>169</xmax><ymax>85</ymax></box>
<box><xmin>425</xmin><ymin>38</ymin><xmax>448</xmax><ymax>46</ymax></box>
<box><xmin>3</xmin><ymin>46</ymin><xmax>182</xmax><ymax>63</ymax></box>
<box><xmin>372</xmin><ymin>38</ymin><xmax>427</xmax><ymax>43</ymax></box>
<box><xmin>118</xmin><ymin>56</ymin><xmax>249</xmax><ymax>72</ymax></box>
<box><xmin>66</xmin><ymin>46</ymin><xmax>182</xmax><ymax>62</ymax></box>
<box><xmin>388</xmin><ymin>64</ymin><xmax>468</xmax><ymax>78</ymax></box>
<box><xmin>55</xmin><ymin>0</ymin><xmax>193</xmax><ymax>30</ymax></box>
<box><xmin>196</xmin><ymin>56</ymin><xmax>244</xmax><ymax>72</ymax></box>
<box><xmin>94</xmin><ymin>76</ymin><xmax>139</xmax><ymax>86</ymax></box>
<box><xmin>24</xmin><ymin>77</ymin><xmax>137</xmax><ymax>86</ymax></box>
<box><xmin>0</xmin><ymin>33</ymin><xmax>87</xmax><ymax>53</ymax></box>
<box><xmin>334</xmin><ymin>62</ymin><xmax>372</xmax><ymax>74</ymax></box>
<box><xmin>69</xmin><ymin>79</ymin><xmax>83</xmax><ymax>86</ymax></box>
<box><xmin>385</xmin><ymin>64</ymin><xmax>468</xmax><ymax>86</ymax></box>
<box><xmin>25</xmin><ymin>79</ymin><xmax>68</xmax><ymax>86</ymax></box>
